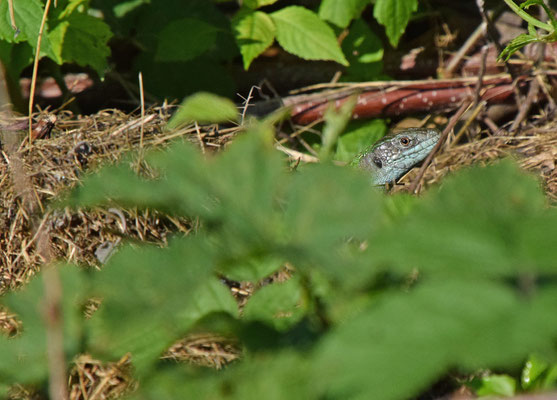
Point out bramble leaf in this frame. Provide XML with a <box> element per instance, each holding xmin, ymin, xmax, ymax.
<box><xmin>49</xmin><ymin>12</ymin><xmax>112</xmax><ymax>76</ymax></box>
<box><xmin>341</xmin><ymin>18</ymin><xmax>384</xmax><ymax>80</ymax></box>
<box><xmin>318</xmin><ymin>0</ymin><xmax>370</xmax><ymax>28</ymax></box>
<box><xmin>0</xmin><ymin>0</ymin><xmax>55</xmax><ymax>59</ymax></box>
<box><xmin>86</xmin><ymin>236</ymin><xmax>215</xmax><ymax>374</ymax></box>
<box><xmin>470</xmin><ymin>374</ymin><xmax>516</xmax><ymax>397</ymax></box>
<box><xmin>373</xmin><ymin>0</ymin><xmax>418</xmax><ymax>47</ymax></box>
<box><xmin>313</xmin><ymin>280</ymin><xmax>557</xmax><ymax>400</ymax></box>
<box><xmin>270</xmin><ymin>6</ymin><xmax>348</xmax><ymax>66</ymax></box>
<box><xmin>155</xmin><ymin>18</ymin><xmax>218</xmax><ymax>62</ymax></box>
<box><xmin>335</xmin><ymin>119</ymin><xmax>387</xmax><ymax>162</ymax></box>
<box><xmin>232</xmin><ymin>10</ymin><xmax>275</xmax><ymax>70</ymax></box>
<box><xmin>243</xmin><ymin>0</ymin><xmax>279</xmax><ymax>9</ymax></box>
<box><xmin>168</xmin><ymin>92</ymin><xmax>239</xmax><ymax>128</ymax></box>
<box><xmin>0</xmin><ymin>266</ymin><xmax>88</xmax><ymax>385</ymax></box>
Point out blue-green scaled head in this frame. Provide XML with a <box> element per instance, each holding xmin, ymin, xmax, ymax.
<box><xmin>353</xmin><ymin>128</ymin><xmax>441</xmax><ymax>185</ymax></box>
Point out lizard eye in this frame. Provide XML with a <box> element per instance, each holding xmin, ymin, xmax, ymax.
<box><xmin>373</xmin><ymin>157</ymin><xmax>382</xmax><ymax>169</ymax></box>
<box><xmin>399</xmin><ymin>136</ymin><xmax>411</xmax><ymax>146</ymax></box>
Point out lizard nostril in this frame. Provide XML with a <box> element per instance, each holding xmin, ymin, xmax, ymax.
<box><xmin>400</xmin><ymin>136</ymin><xmax>411</xmax><ymax>146</ymax></box>
<box><xmin>373</xmin><ymin>157</ymin><xmax>382</xmax><ymax>168</ymax></box>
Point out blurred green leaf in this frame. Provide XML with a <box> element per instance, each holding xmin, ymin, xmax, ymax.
<box><xmin>128</xmin><ymin>0</ymin><xmax>237</xmax><ymax>100</ymax></box>
<box><xmin>232</xmin><ymin>10</ymin><xmax>275</xmax><ymax>70</ymax></box>
<box><xmin>177</xmin><ymin>277</ymin><xmax>239</xmax><ymax>328</ymax></box>
<box><xmin>57</xmin><ymin>117</ymin><xmax>557</xmax><ymax>400</ymax></box>
<box><xmin>382</xmin><ymin>192</ymin><xmax>418</xmax><ymax>222</ymax></box>
<box><xmin>318</xmin><ymin>0</ymin><xmax>370</xmax><ymax>28</ymax></box>
<box><xmin>243</xmin><ymin>0</ymin><xmax>279</xmax><ymax>9</ymax></box>
<box><xmin>373</xmin><ymin>0</ymin><xmax>418</xmax><ymax>47</ymax></box>
<box><xmin>61</xmin><ymin>161</ymin><xmax>178</xmax><ymax>213</ymax></box>
<box><xmin>48</xmin><ymin>12</ymin><xmax>112</xmax><ymax>76</ymax></box>
<box><xmin>270</xmin><ymin>6</ymin><xmax>348</xmax><ymax>66</ymax></box>
<box><xmin>335</xmin><ymin>119</ymin><xmax>386</xmax><ymax>162</ymax></box>
<box><xmin>368</xmin><ymin>160</ymin><xmax>554</xmax><ymax>278</ymax></box>
<box><xmin>220</xmin><ymin>255</ymin><xmax>284</xmax><ymax>282</ymax></box>
<box><xmin>168</xmin><ymin>92</ymin><xmax>239</xmax><ymax>128</ymax></box>
<box><xmin>313</xmin><ymin>279</ymin><xmax>557</xmax><ymax>400</ymax></box>
<box><xmin>320</xmin><ymin>96</ymin><xmax>357</xmax><ymax>160</ymax></box>
<box><xmin>155</xmin><ymin>18</ymin><xmax>218</xmax><ymax>62</ymax></box>
<box><xmin>0</xmin><ymin>40</ymin><xmax>33</xmax><ymax>79</ymax></box>
<box><xmin>522</xmin><ymin>354</ymin><xmax>549</xmax><ymax>390</ymax></box>
<box><xmin>521</xmin><ymin>353</ymin><xmax>557</xmax><ymax>390</ymax></box>
<box><xmin>0</xmin><ymin>266</ymin><xmax>88</xmax><ymax>385</ymax></box>
<box><xmin>135</xmin><ymin>54</ymin><xmax>237</xmax><ymax>100</ymax></box>
<box><xmin>283</xmin><ymin>163</ymin><xmax>382</xmax><ymax>280</ymax></box>
<box><xmin>544</xmin><ymin>364</ymin><xmax>557</xmax><ymax>389</ymax></box>
<box><xmin>86</xmin><ymin>235</ymin><xmax>215</xmax><ymax>374</ymax></box>
<box><xmin>243</xmin><ymin>277</ymin><xmax>306</xmax><ymax>331</ymax></box>
<box><xmin>130</xmin><ymin>350</ymin><xmax>314</xmax><ymax>399</ymax></box>
<box><xmin>470</xmin><ymin>374</ymin><xmax>516</xmax><ymax>397</ymax></box>
<box><xmin>341</xmin><ymin>18</ymin><xmax>384</xmax><ymax>81</ymax></box>
<box><xmin>113</xmin><ymin>0</ymin><xmax>150</xmax><ymax>18</ymax></box>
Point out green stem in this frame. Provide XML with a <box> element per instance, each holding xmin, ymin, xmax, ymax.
<box><xmin>502</xmin><ymin>0</ymin><xmax>553</xmax><ymax>31</ymax></box>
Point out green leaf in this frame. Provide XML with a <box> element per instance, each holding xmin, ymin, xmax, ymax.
<box><xmin>200</xmin><ymin>125</ymin><xmax>287</xmax><ymax>272</ymax></box>
<box><xmin>243</xmin><ymin>277</ymin><xmax>306</xmax><ymax>331</ymax></box>
<box><xmin>124</xmin><ymin>0</ymin><xmax>238</xmax><ymax>100</ymax></box>
<box><xmin>0</xmin><ymin>266</ymin><xmax>88</xmax><ymax>385</ymax></box>
<box><xmin>155</xmin><ymin>18</ymin><xmax>218</xmax><ymax>62</ymax></box>
<box><xmin>283</xmin><ymin>163</ymin><xmax>382</xmax><ymax>283</ymax></box>
<box><xmin>132</xmin><ymin>350</ymin><xmax>314</xmax><ymax>399</ymax></box>
<box><xmin>136</xmin><ymin>54</ymin><xmax>237</xmax><ymax>100</ymax></box>
<box><xmin>382</xmin><ymin>192</ymin><xmax>418</xmax><ymax>222</ymax></box>
<box><xmin>167</xmin><ymin>92</ymin><xmax>239</xmax><ymax>128</ymax></box>
<box><xmin>0</xmin><ymin>40</ymin><xmax>33</xmax><ymax>78</ymax></box>
<box><xmin>0</xmin><ymin>0</ymin><xmax>56</xmax><ymax>59</ymax></box>
<box><xmin>243</xmin><ymin>0</ymin><xmax>279</xmax><ymax>9</ymax></box>
<box><xmin>177</xmin><ymin>277</ymin><xmax>239</xmax><ymax>329</ymax></box>
<box><xmin>521</xmin><ymin>0</ymin><xmax>546</xmax><ymax>8</ymax></box>
<box><xmin>521</xmin><ymin>0</ymin><xmax>557</xmax><ymax>25</ymax></box>
<box><xmin>335</xmin><ymin>119</ymin><xmax>386</xmax><ymax>162</ymax></box>
<box><xmin>113</xmin><ymin>0</ymin><xmax>150</xmax><ymax>18</ymax></box>
<box><xmin>320</xmin><ymin>96</ymin><xmax>357</xmax><ymax>160</ymax></box>
<box><xmin>522</xmin><ymin>354</ymin><xmax>549</xmax><ymax>390</ymax></box>
<box><xmin>318</xmin><ymin>0</ymin><xmax>370</xmax><ymax>28</ymax></box>
<box><xmin>48</xmin><ymin>12</ymin><xmax>112</xmax><ymax>76</ymax></box>
<box><xmin>86</xmin><ymin>236</ymin><xmax>215</xmax><ymax>374</ymax></box>
<box><xmin>61</xmin><ymin>161</ymin><xmax>177</xmax><ymax>213</ymax></box>
<box><xmin>270</xmin><ymin>6</ymin><xmax>348</xmax><ymax>66</ymax></box>
<box><xmin>54</xmin><ymin>0</ymin><xmax>88</xmax><ymax>19</ymax></box>
<box><xmin>543</xmin><ymin>364</ymin><xmax>557</xmax><ymax>389</ymax></box>
<box><xmin>470</xmin><ymin>374</ymin><xmax>516</xmax><ymax>397</ymax></box>
<box><xmin>373</xmin><ymin>0</ymin><xmax>418</xmax><ymax>47</ymax></box>
<box><xmin>498</xmin><ymin>33</ymin><xmax>539</xmax><ymax>61</ymax></box>
<box><xmin>232</xmin><ymin>10</ymin><xmax>275</xmax><ymax>70</ymax></box>
<box><xmin>313</xmin><ymin>279</ymin><xmax>557</xmax><ymax>400</ymax></box>
<box><xmin>341</xmin><ymin>18</ymin><xmax>384</xmax><ymax>81</ymax></box>
<box><xmin>220</xmin><ymin>255</ymin><xmax>284</xmax><ymax>282</ymax></box>
<box><xmin>368</xmin><ymin>160</ymin><xmax>554</xmax><ymax>278</ymax></box>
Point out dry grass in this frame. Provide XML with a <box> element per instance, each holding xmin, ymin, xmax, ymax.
<box><xmin>0</xmin><ymin>105</ymin><xmax>555</xmax><ymax>399</ymax></box>
<box><xmin>395</xmin><ymin>124</ymin><xmax>557</xmax><ymax>198</ymax></box>
<box><xmin>0</xmin><ymin>107</ymin><xmax>240</xmax><ymax>292</ymax></box>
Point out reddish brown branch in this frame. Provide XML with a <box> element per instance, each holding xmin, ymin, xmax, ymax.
<box><xmin>283</xmin><ymin>73</ymin><xmax>542</xmax><ymax>125</ymax></box>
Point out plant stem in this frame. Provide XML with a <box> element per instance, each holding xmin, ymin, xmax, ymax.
<box><xmin>502</xmin><ymin>0</ymin><xmax>553</xmax><ymax>31</ymax></box>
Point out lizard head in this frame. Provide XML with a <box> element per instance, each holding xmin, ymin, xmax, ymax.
<box><xmin>357</xmin><ymin>128</ymin><xmax>441</xmax><ymax>185</ymax></box>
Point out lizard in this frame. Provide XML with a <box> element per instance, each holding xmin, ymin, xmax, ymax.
<box><xmin>353</xmin><ymin>127</ymin><xmax>441</xmax><ymax>185</ymax></box>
